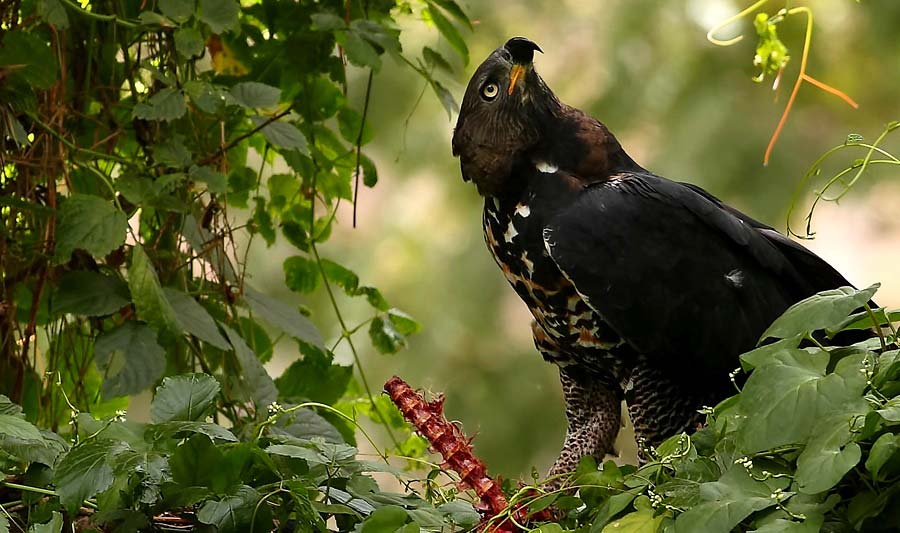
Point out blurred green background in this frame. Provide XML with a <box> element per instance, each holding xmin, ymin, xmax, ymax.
<box><xmin>251</xmin><ymin>0</ymin><xmax>900</xmax><ymax>479</ymax></box>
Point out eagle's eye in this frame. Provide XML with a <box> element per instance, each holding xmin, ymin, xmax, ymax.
<box><xmin>481</xmin><ymin>82</ymin><xmax>499</xmax><ymax>101</ymax></box>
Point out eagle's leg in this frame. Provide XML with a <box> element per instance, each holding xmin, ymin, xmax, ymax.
<box><xmin>626</xmin><ymin>360</ymin><xmax>709</xmax><ymax>460</ymax></box>
<box><xmin>547</xmin><ymin>365</ymin><xmax>622</xmax><ymax>482</ymax></box>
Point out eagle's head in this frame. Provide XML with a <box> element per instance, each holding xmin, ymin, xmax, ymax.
<box><xmin>451</xmin><ymin>37</ymin><xmax>559</xmax><ymax>196</ymax></box>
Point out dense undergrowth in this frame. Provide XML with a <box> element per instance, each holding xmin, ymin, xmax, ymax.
<box><xmin>2</xmin><ymin>0</ymin><xmax>899</xmax><ymax>531</ymax></box>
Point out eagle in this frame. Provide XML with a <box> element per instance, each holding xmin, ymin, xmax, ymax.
<box><xmin>451</xmin><ymin>37</ymin><xmax>862</xmax><ymax>478</ymax></box>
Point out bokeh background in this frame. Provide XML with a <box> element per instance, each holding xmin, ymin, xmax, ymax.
<box><xmin>252</xmin><ymin>0</ymin><xmax>900</xmax><ymax>479</ymax></box>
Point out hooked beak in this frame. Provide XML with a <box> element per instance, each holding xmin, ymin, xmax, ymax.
<box><xmin>503</xmin><ymin>37</ymin><xmax>542</xmax><ymax>95</ymax></box>
<box><xmin>508</xmin><ymin>64</ymin><xmax>526</xmax><ymax>95</ymax></box>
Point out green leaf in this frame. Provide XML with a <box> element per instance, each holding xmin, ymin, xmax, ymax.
<box><xmin>602</xmin><ymin>509</ymin><xmax>665</xmax><ymax>533</ymax></box>
<box><xmin>0</xmin><ymin>395</ymin><xmax>23</xmax><ymax>416</ymax></box>
<box><xmin>284</xmin><ymin>256</ymin><xmax>320</xmax><ymax>294</ymax></box>
<box><xmin>865</xmin><ymin>432</ymin><xmax>900</xmax><ymax>481</ymax></box>
<box><xmin>361</xmin><ymin>505</ymin><xmax>409</xmax><ymax>533</ymax></box>
<box><xmin>54</xmin><ymin>194</ymin><xmax>127</xmax><ymax>263</ymax></box>
<box><xmin>133</xmin><ymin>88</ymin><xmax>187</xmax><ymax>122</ymax></box>
<box><xmin>360</xmin><ymin>153</ymin><xmax>378</xmax><ymax>187</ymax></box>
<box><xmin>761</xmin><ymin>284</ymin><xmax>879</xmax><ymax>340</ymax></box>
<box><xmin>54</xmin><ymin>439</ymin><xmax>125</xmax><ymax>512</ymax></box>
<box><xmin>427</xmin><ymin>0</ymin><xmax>472</xmax><ymax>30</ymax></box>
<box><xmin>276</xmin><ymin>349</ymin><xmax>352</xmax><ymax>405</ymax></box>
<box><xmin>52</xmin><ymin>270</ymin><xmax>130</xmax><ymax>316</ymax></box>
<box><xmin>250</xmin><ymin>116</ymin><xmax>309</xmax><ymax>154</ymax></box>
<box><xmin>0</xmin><ymin>414</ymin><xmax>43</xmax><ymax>441</ymax></box>
<box><xmin>152</xmin><ymin>136</ymin><xmax>193</xmax><ymax>168</ymax></box>
<box><xmin>185</xmin><ymin>80</ymin><xmax>228</xmax><ymax>114</ymax></box>
<box><xmin>128</xmin><ymin>245</ymin><xmax>179</xmax><ymax>333</ymax></box>
<box><xmin>159</xmin><ymin>0</ymin><xmax>196</xmax><ymax>22</ymax></box>
<box><xmin>38</xmin><ymin>0</ymin><xmax>69</xmax><ymax>28</ymax></box>
<box><xmin>388</xmin><ymin>309</ymin><xmax>421</xmax><ymax>336</ymax></box>
<box><xmin>151</xmin><ymin>373</ymin><xmax>220</xmax><ymax>422</ymax></box>
<box><xmin>877</xmin><ymin>396</ymin><xmax>900</xmax><ymax>422</ymax></box>
<box><xmin>265</xmin><ymin>443</ymin><xmax>328</xmax><ymax>465</ymax></box>
<box><xmin>320</xmin><ymin>259</ymin><xmax>359</xmax><ymax>294</ymax></box>
<box><xmin>175</xmin><ymin>27</ymin><xmax>205</xmax><ymax>58</ymax></box>
<box><xmin>369</xmin><ymin>314</ymin><xmax>406</xmax><ymax>354</ymax></box>
<box><xmin>311</xmin><ymin>13</ymin><xmax>346</xmax><ymax>31</ymax></box>
<box><xmin>337</xmin><ymin>107</ymin><xmax>374</xmax><ymax>145</ymax></box>
<box><xmin>169</xmin><ymin>433</ymin><xmax>222</xmax><ymax>487</ymax></box>
<box><xmin>222</xmin><ymin>325</ymin><xmax>279</xmax><ymax>410</ymax></box>
<box><xmin>189</xmin><ymin>164</ymin><xmax>228</xmax><ymax>194</ymax></box>
<box><xmin>425</xmin><ymin>3</ymin><xmax>468</xmax><ymax>65</ymax></box>
<box><xmin>738</xmin><ymin>348</ymin><xmax>867</xmax><ymax>452</ymax></box>
<box><xmin>242</xmin><ymin>287</ymin><xmax>323</xmax><ymax>348</ymax></box>
<box><xmin>431</xmin><ymin>80</ymin><xmax>459</xmax><ymax>119</ymax></box>
<box><xmin>199</xmin><ymin>0</ymin><xmax>239</xmax><ymax>34</ymax></box>
<box><xmin>270</xmin><ymin>406</ymin><xmax>345</xmax><ymax>443</ymax></box>
<box><xmin>0</xmin><ymin>515</ymin><xmax>7</xmax><ymax>533</ymax></box>
<box><xmin>94</xmin><ymin>321</ymin><xmax>166</xmax><ymax>398</ymax></box>
<box><xmin>675</xmin><ymin>466</ymin><xmax>782</xmax><ymax>533</ymax></box>
<box><xmin>197</xmin><ymin>485</ymin><xmax>260</xmax><ymax>532</ymax></box>
<box><xmin>739</xmin><ymin>335</ymin><xmax>803</xmax><ymax>370</ymax></box>
<box><xmin>338</xmin><ymin>31</ymin><xmax>381</xmax><ymax>71</ymax></box>
<box><xmin>230</xmin><ymin>82</ymin><xmax>281</xmax><ymax>109</ymax></box>
<box><xmin>0</xmin><ymin>31</ymin><xmax>58</xmax><ymax>89</ymax></box>
<box><xmin>422</xmin><ymin>46</ymin><xmax>452</xmax><ymax>73</ymax></box>
<box><xmin>28</xmin><ymin>511</ymin><xmax>63</xmax><ymax>533</ymax></box>
<box><xmin>749</xmin><ymin>516</ymin><xmax>824</xmax><ymax>532</ymax></box>
<box><xmin>437</xmin><ymin>501</ymin><xmax>480</xmax><ymax>528</ymax></box>
<box><xmin>148</xmin><ymin>420</ymin><xmax>237</xmax><ymax>442</ymax></box>
<box><xmin>164</xmin><ymin>288</ymin><xmax>230</xmax><ymax>349</ymax></box>
<box><xmin>795</xmin><ymin>413</ymin><xmax>863</xmax><ymax>494</ymax></box>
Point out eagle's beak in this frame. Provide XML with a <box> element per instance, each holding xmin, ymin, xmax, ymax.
<box><xmin>508</xmin><ymin>64</ymin><xmax>526</xmax><ymax>95</ymax></box>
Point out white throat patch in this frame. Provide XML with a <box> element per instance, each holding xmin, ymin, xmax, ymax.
<box><xmin>535</xmin><ymin>160</ymin><xmax>558</xmax><ymax>174</ymax></box>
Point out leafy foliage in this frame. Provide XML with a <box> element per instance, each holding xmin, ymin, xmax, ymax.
<box><xmin>0</xmin><ymin>0</ymin><xmax>470</xmax><ymax>530</ymax></box>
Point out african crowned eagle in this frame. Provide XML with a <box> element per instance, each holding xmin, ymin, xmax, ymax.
<box><xmin>451</xmin><ymin>37</ymin><xmax>862</xmax><ymax>477</ymax></box>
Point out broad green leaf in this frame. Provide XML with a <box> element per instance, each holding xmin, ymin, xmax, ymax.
<box><xmin>265</xmin><ymin>443</ymin><xmax>328</xmax><ymax>465</ymax></box>
<box><xmin>388</xmin><ymin>309</ymin><xmax>421</xmax><ymax>336</ymax></box>
<box><xmin>276</xmin><ymin>350</ymin><xmax>352</xmax><ymax>405</ymax></box>
<box><xmin>270</xmin><ymin>406</ymin><xmax>345</xmax><ymax>443</ymax></box>
<box><xmin>337</xmin><ymin>107</ymin><xmax>374</xmax><ymax>145</ymax></box>
<box><xmin>54</xmin><ymin>194</ymin><xmax>127</xmax><ymax>263</ymax></box>
<box><xmin>128</xmin><ymin>245</ymin><xmax>179</xmax><ymax>333</ymax></box>
<box><xmin>148</xmin><ymin>420</ymin><xmax>237</xmax><ymax>442</ymax></box>
<box><xmin>877</xmin><ymin>396</ymin><xmax>900</xmax><ymax>422</ymax></box>
<box><xmin>0</xmin><ymin>395</ymin><xmax>23</xmax><ymax>416</ymax></box>
<box><xmin>738</xmin><ymin>348</ymin><xmax>867</xmax><ymax>452</ymax></box>
<box><xmin>284</xmin><ymin>255</ymin><xmax>320</xmax><ymax>294</ymax></box>
<box><xmin>369</xmin><ymin>314</ymin><xmax>406</xmax><ymax>354</ymax></box>
<box><xmin>151</xmin><ymin>373</ymin><xmax>220</xmax><ymax>422</ymax></box>
<box><xmin>163</xmin><ymin>288</ymin><xmax>230</xmax><ymax>349</ymax></box>
<box><xmin>38</xmin><ymin>0</ymin><xmax>69</xmax><ymax>28</ymax></box>
<box><xmin>360</xmin><ymin>153</ymin><xmax>378</xmax><ymax>187</ymax></box>
<box><xmin>361</xmin><ymin>505</ymin><xmax>409</xmax><ymax>533</ymax></box>
<box><xmin>222</xmin><ymin>325</ymin><xmax>279</xmax><ymax>409</ymax></box>
<box><xmin>242</xmin><ymin>287</ymin><xmax>324</xmax><ymax>348</ymax></box>
<box><xmin>230</xmin><ymin>82</ymin><xmax>281</xmax><ymax>109</ymax></box>
<box><xmin>185</xmin><ymin>80</ymin><xmax>228</xmax><ymax>114</ymax></box>
<box><xmin>52</xmin><ymin>270</ymin><xmax>130</xmax><ymax>316</ymax></box>
<box><xmin>199</xmin><ymin>0</ymin><xmax>239</xmax><ymax>34</ymax></box>
<box><xmin>438</xmin><ymin>501</ymin><xmax>480</xmax><ymax>529</ymax></box>
<box><xmin>795</xmin><ymin>413</ymin><xmax>864</xmax><ymax>494</ymax></box>
<box><xmin>169</xmin><ymin>433</ymin><xmax>222</xmax><ymax>487</ymax></box>
<box><xmin>675</xmin><ymin>466</ymin><xmax>782</xmax><ymax>533</ymax></box>
<box><xmin>425</xmin><ymin>2</ymin><xmax>468</xmax><ymax>65</ymax></box>
<box><xmin>311</xmin><ymin>13</ymin><xmax>346</xmax><ymax>31</ymax></box>
<box><xmin>189</xmin><ymin>164</ymin><xmax>227</xmax><ymax>194</ymax></box>
<box><xmin>197</xmin><ymin>485</ymin><xmax>260</xmax><ymax>532</ymax></box>
<box><xmin>739</xmin><ymin>335</ymin><xmax>803</xmax><ymax>370</ymax></box>
<box><xmin>0</xmin><ymin>414</ymin><xmax>42</xmax><ymax>441</ymax></box>
<box><xmin>250</xmin><ymin>116</ymin><xmax>309</xmax><ymax>154</ymax></box>
<box><xmin>749</xmin><ymin>515</ymin><xmax>824</xmax><ymax>532</ymax></box>
<box><xmin>602</xmin><ymin>509</ymin><xmax>665</xmax><ymax>533</ymax></box>
<box><xmin>175</xmin><ymin>27</ymin><xmax>205</xmax><ymax>58</ymax></box>
<box><xmin>760</xmin><ymin>284</ymin><xmax>879</xmax><ymax>340</ymax></box>
<box><xmin>0</xmin><ymin>31</ymin><xmax>58</xmax><ymax>89</ymax></box>
<box><xmin>29</xmin><ymin>511</ymin><xmax>63</xmax><ymax>533</ymax></box>
<box><xmin>152</xmin><ymin>136</ymin><xmax>192</xmax><ymax>168</ymax></box>
<box><xmin>320</xmin><ymin>259</ymin><xmax>359</xmax><ymax>294</ymax></box>
<box><xmin>94</xmin><ymin>321</ymin><xmax>166</xmax><ymax>398</ymax></box>
<box><xmin>133</xmin><ymin>88</ymin><xmax>187</xmax><ymax>122</ymax></box>
<box><xmin>54</xmin><ymin>439</ymin><xmax>126</xmax><ymax>512</ymax></box>
<box><xmin>865</xmin><ymin>432</ymin><xmax>900</xmax><ymax>481</ymax></box>
<box><xmin>0</xmin><ymin>515</ymin><xmax>7</xmax><ymax>533</ymax></box>
<box><xmin>352</xmin><ymin>20</ymin><xmax>401</xmax><ymax>55</ymax></box>
<box><xmin>338</xmin><ymin>31</ymin><xmax>381</xmax><ymax>71</ymax></box>
<box><xmin>159</xmin><ymin>0</ymin><xmax>196</xmax><ymax>22</ymax></box>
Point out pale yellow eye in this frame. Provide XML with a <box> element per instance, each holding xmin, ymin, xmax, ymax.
<box><xmin>481</xmin><ymin>83</ymin><xmax>499</xmax><ymax>100</ymax></box>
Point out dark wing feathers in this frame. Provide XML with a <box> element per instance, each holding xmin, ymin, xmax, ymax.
<box><xmin>543</xmin><ymin>173</ymin><xmax>854</xmax><ymax>387</ymax></box>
